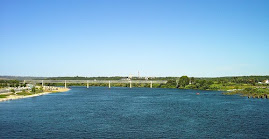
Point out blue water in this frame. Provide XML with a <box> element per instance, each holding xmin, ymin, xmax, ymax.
<box><xmin>0</xmin><ymin>87</ymin><xmax>269</xmax><ymax>138</ymax></box>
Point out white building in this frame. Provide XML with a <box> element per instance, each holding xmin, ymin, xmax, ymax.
<box><xmin>265</xmin><ymin>80</ymin><xmax>269</xmax><ymax>84</ymax></box>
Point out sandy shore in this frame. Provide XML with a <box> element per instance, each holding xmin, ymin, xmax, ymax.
<box><xmin>0</xmin><ymin>88</ymin><xmax>70</xmax><ymax>102</ymax></box>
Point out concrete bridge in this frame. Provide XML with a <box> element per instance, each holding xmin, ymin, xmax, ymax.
<box><xmin>23</xmin><ymin>80</ymin><xmax>167</xmax><ymax>88</ymax></box>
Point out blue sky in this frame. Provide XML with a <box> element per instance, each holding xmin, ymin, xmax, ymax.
<box><xmin>1</xmin><ymin>0</ymin><xmax>268</xmax><ymax>77</ymax></box>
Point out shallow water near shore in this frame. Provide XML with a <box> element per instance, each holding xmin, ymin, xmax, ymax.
<box><xmin>0</xmin><ymin>87</ymin><xmax>268</xmax><ymax>138</ymax></box>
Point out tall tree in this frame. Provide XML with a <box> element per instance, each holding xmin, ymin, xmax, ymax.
<box><xmin>178</xmin><ymin>76</ymin><xmax>190</xmax><ymax>88</ymax></box>
<box><xmin>190</xmin><ymin>77</ymin><xmax>195</xmax><ymax>84</ymax></box>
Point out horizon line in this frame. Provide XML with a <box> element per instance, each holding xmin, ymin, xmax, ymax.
<box><xmin>1</xmin><ymin>75</ymin><xmax>269</xmax><ymax>78</ymax></box>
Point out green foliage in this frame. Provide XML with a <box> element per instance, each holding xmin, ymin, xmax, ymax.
<box><xmin>185</xmin><ymin>84</ymin><xmax>196</xmax><ymax>89</ymax></box>
<box><xmin>190</xmin><ymin>77</ymin><xmax>195</xmax><ymax>84</ymax></box>
<box><xmin>16</xmin><ymin>91</ymin><xmax>32</xmax><ymax>96</ymax></box>
<box><xmin>11</xmin><ymin>89</ymin><xmax>15</xmax><ymax>93</ymax></box>
<box><xmin>224</xmin><ymin>88</ymin><xmax>269</xmax><ymax>98</ymax></box>
<box><xmin>209</xmin><ymin>84</ymin><xmax>222</xmax><ymax>90</ymax></box>
<box><xmin>159</xmin><ymin>80</ymin><xmax>177</xmax><ymax>88</ymax></box>
<box><xmin>197</xmin><ymin>76</ymin><xmax>269</xmax><ymax>84</ymax></box>
<box><xmin>31</xmin><ymin>87</ymin><xmax>36</xmax><ymax>93</ymax></box>
<box><xmin>178</xmin><ymin>76</ymin><xmax>190</xmax><ymax>88</ymax></box>
<box><xmin>15</xmin><ymin>83</ymin><xmax>19</xmax><ymax>87</ymax></box>
<box><xmin>167</xmin><ymin>80</ymin><xmax>177</xmax><ymax>87</ymax></box>
<box><xmin>0</xmin><ymin>94</ymin><xmax>9</xmax><ymax>98</ymax></box>
<box><xmin>39</xmin><ymin>87</ymin><xmax>43</xmax><ymax>92</ymax></box>
<box><xmin>0</xmin><ymin>80</ymin><xmax>20</xmax><ymax>88</ymax></box>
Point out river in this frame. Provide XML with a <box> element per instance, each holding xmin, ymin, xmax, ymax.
<box><xmin>0</xmin><ymin>87</ymin><xmax>268</xmax><ymax>138</ymax></box>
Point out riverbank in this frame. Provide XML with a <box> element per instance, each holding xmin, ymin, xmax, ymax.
<box><xmin>0</xmin><ymin>87</ymin><xmax>70</xmax><ymax>102</ymax></box>
<box><xmin>224</xmin><ymin>87</ymin><xmax>269</xmax><ymax>99</ymax></box>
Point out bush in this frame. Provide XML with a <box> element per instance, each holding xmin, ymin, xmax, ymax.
<box><xmin>31</xmin><ymin>87</ymin><xmax>36</xmax><ymax>93</ymax></box>
<box><xmin>0</xmin><ymin>94</ymin><xmax>9</xmax><ymax>98</ymax></box>
<box><xmin>209</xmin><ymin>84</ymin><xmax>221</xmax><ymax>90</ymax></box>
<box><xmin>185</xmin><ymin>84</ymin><xmax>196</xmax><ymax>89</ymax></box>
<box><xmin>11</xmin><ymin>89</ymin><xmax>15</xmax><ymax>93</ymax></box>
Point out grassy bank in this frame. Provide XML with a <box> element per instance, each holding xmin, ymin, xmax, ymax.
<box><xmin>0</xmin><ymin>94</ymin><xmax>9</xmax><ymax>98</ymax></box>
<box><xmin>224</xmin><ymin>88</ymin><xmax>269</xmax><ymax>98</ymax></box>
<box><xmin>0</xmin><ymin>86</ymin><xmax>70</xmax><ymax>102</ymax></box>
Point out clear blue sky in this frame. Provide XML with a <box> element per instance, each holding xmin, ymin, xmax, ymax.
<box><xmin>1</xmin><ymin>0</ymin><xmax>268</xmax><ymax>77</ymax></box>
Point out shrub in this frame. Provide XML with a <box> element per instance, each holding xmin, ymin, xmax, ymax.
<box><xmin>185</xmin><ymin>84</ymin><xmax>196</xmax><ymax>89</ymax></box>
<box><xmin>31</xmin><ymin>87</ymin><xmax>36</xmax><ymax>93</ymax></box>
<box><xmin>11</xmin><ymin>89</ymin><xmax>15</xmax><ymax>93</ymax></box>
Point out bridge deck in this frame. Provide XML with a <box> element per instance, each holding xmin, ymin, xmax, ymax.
<box><xmin>24</xmin><ymin>80</ymin><xmax>167</xmax><ymax>84</ymax></box>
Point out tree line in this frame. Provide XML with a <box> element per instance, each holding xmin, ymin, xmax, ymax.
<box><xmin>0</xmin><ymin>80</ymin><xmax>26</xmax><ymax>88</ymax></box>
<box><xmin>163</xmin><ymin>76</ymin><xmax>269</xmax><ymax>90</ymax></box>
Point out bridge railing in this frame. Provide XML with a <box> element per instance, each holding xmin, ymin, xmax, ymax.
<box><xmin>24</xmin><ymin>80</ymin><xmax>167</xmax><ymax>84</ymax></box>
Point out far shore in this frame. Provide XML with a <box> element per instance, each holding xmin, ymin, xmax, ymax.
<box><xmin>0</xmin><ymin>87</ymin><xmax>70</xmax><ymax>102</ymax></box>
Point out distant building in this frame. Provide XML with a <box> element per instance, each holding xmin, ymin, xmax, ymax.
<box><xmin>265</xmin><ymin>80</ymin><xmax>269</xmax><ymax>84</ymax></box>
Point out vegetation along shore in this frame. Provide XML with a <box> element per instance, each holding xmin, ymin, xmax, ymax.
<box><xmin>1</xmin><ymin>75</ymin><xmax>269</xmax><ymax>99</ymax></box>
<box><xmin>0</xmin><ymin>85</ymin><xmax>70</xmax><ymax>102</ymax></box>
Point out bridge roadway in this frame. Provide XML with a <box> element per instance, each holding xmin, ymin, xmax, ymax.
<box><xmin>24</xmin><ymin>80</ymin><xmax>167</xmax><ymax>88</ymax></box>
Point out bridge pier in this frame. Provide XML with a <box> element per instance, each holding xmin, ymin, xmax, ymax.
<box><xmin>150</xmin><ymin>81</ymin><xmax>153</xmax><ymax>88</ymax></box>
<box><xmin>65</xmin><ymin>80</ymin><xmax>67</xmax><ymax>88</ymax></box>
<box><xmin>109</xmin><ymin>81</ymin><xmax>111</xmax><ymax>88</ymax></box>
<box><xmin>130</xmin><ymin>81</ymin><xmax>132</xmax><ymax>88</ymax></box>
<box><xmin>87</xmin><ymin>80</ymin><xmax>89</xmax><ymax>88</ymax></box>
<box><xmin>42</xmin><ymin>80</ymin><xmax>44</xmax><ymax>87</ymax></box>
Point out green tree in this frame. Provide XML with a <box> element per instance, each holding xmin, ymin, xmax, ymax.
<box><xmin>31</xmin><ymin>87</ymin><xmax>36</xmax><ymax>93</ymax></box>
<box><xmin>166</xmin><ymin>80</ymin><xmax>177</xmax><ymax>88</ymax></box>
<box><xmin>39</xmin><ymin>87</ymin><xmax>43</xmax><ymax>92</ymax></box>
<box><xmin>190</xmin><ymin>77</ymin><xmax>195</xmax><ymax>84</ymax></box>
<box><xmin>178</xmin><ymin>76</ymin><xmax>190</xmax><ymax>88</ymax></box>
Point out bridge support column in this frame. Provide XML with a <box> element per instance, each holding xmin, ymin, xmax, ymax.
<box><xmin>87</xmin><ymin>81</ymin><xmax>89</xmax><ymax>88</ymax></box>
<box><xmin>24</xmin><ymin>80</ymin><xmax>26</xmax><ymax>84</ymax></box>
<box><xmin>150</xmin><ymin>81</ymin><xmax>153</xmax><ymax>88</ymax></box>
<box><xmin>65</xmin><ymin>80</ymin><xmax>67</xmax><ymax>88</ymax></box>
<box><xmin>130</xmin><ymin>81</ymin><xmax>132</xmax><ymax>88</ymax></box>
<box><xmin>42</xmin><ymin>80</ymin><xmax>44</xmax><ymax>87</ymax></box>
<box><xmin>109</xmin><ymin>81</ymin><xmax>111</xmax><ymax>88</ymax></box>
